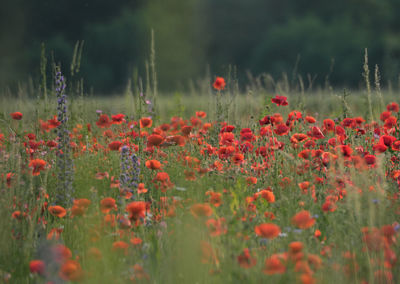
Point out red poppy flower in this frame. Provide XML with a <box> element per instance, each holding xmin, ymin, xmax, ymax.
<box><xmin>218</xmin><ymin>146</ymin><xmax>235</xmax><ymax>159</ymax></box>
<box><xmin>147</xmin><ymin>134</ymin><xmax>164</xmax><ymax>147</ymax></box>
<box><xmin>379</xmin><ymin>135</ymin><xmax>396</xmax><ymax>147</ymax></box>
<box><xmin>335</xmin><ymin>145</ymin><xmax>353</xmax><ymax>157</ymax></box>
<box><xmin>96</xmin><ymin>114</ymin><xmax>111</xmax><ymax>128</ymax></box>
<box><xmin>40</xmin><ymin>121</ymin><xmax>51</xmax><ymax>133</ymax></box>
<box><xmin>220</xmin><ymin>132</ymin><xmax>235</xmax><ymax>146</ymax></box>
<box><xmin>137</xmin><ymin>183</ymin><xmax>148</xmax><ymax>194</ymax></box>
<box><xmin>309</xmin><ymin>126</ymin><xmax>325</xmax><ymax>139</ymax></box>
<box><xmin>381</xmin><ymin>225</ymin><xmax>396</xmax><ymax>245</ymax></box>
<box><xmin>11</xmin><ymin>210</ymin><xmax>24</xmax><ymax>220</ymax></box>
<box><xmin>384</xmin><ymin>116</ymin><xmax>397</xmax><ymax>129</ymax></box>
<box><xmin>161</xmin><ymin>135</ymin><xmax>186</xmax><ymax>147</ymax></box>
<box><xmin>292</xmin><ymin>210</ymin><xmax>315</xmax><ymax>229</ymax></box>
<box><xmin>213</xmin><ymin>77</ymin><xmax>226</xmax><ymax>91</ymax></box>
<box><xmin>323</xmin><ymin>119</ymin><xmax>335</xmax><ymax>131</ymax></box>
<box><xmin>196</xmin><ymin>111</ymin><xmax>207</xmax><ymax>118</ymax></box>
<box><xmin>48</xmin><ymin>205</ymin><xmax>67</xmax><ymax>218</ymax></box>
<box><xmin>46</xmin><ymin>140</ymin><xmax>58</xmax><ymax>148</ymax></box>
<box><xmin>335</xmin><ymin>125</ymin><xmax>346</xmax><ymax>136</ymax></box>
<box><xmin>48</xmin><ymin>116</ymin><xmax>61</xmax><ymax>129</ymax></box>
<box><xmin>259</xmin><ymin>115</ymin><xmax>272</xmax><ymax>126</ymax></box>
<box><xmin>155</xmin><ymin>172</ymin><xmax>169</xmax><ymax>182</ymax></box>
<box><xmin>100</xmin><ymin>198</ymin><xmax>117</xmax><ymax>213</ymax></box>
<box><xmin>47</xmin><ymin>228</ymin><xmax>63</xmax><ymax>240</ymax></box>
<box><xmin>102</xmin><ymin>129</ymin><xmax>114</xmax><ymax>139</ymax></box>
<box><xmin>303</xmin><ymin>140</ymin><xmax>315</xmax><ymax>149</ymax></box>
<box><xmin>387</xmin><ymin>102</ymin><xmax>399</xmax><ymax>112</ymax></box>
<box><xmin>342</xmin><ymin>118</ymin><xmax>355</xmax><ymax>128</ymax></box>
<box><xmin>112</xmin><ymin>241</ymin><xmax>129</xmax><ymax>255</ymax></box>
<box><xmin>126</xmin><ymin>201</ymin><xmax>147</xmax><ymax>220</ymax></box>
<box><xmin>246</xmin><ymin>176</ymin><xmax>257</xmax><ymax>185</ymax></box>
<box><xmin>153</xmin><ymin>172</ymin><xmax>174</xmax><ymax>192</ymax></box>
<box><xmin>130</xmin><ymin>237</ymin><xmax>143</xmax><ymax>246</ymax></box>
<box><xmin>184</xmin><ymin>170</ymin><xmax>196</xmax><ymax>181</ymax></box>
<box><xmin>305</xmin><ymin>116</ymin><xmax>316</xmax><ymax>123</ymax></box>
<box><xmin>221</xmin><ymin>125</ymin><xmax>235</xmax><ymax>133</ymax></box>
<box><xmin>206</xmin><ymin>218</ymin><xmax>227</xmax><ymax>236</ymax></box>
<box><xmin>71</xmin><ymin>204</ymin><xmax>87</xmax><ymax>217</ymax></box>
<box><xmin>274</xmin><ymin>124</ymin><xmax>289</xmax><ymax>136</ymax></box>
<box><xmin>159</xmin><ymin>123</ymin><xmax>170</xmax><ymax>131</ymax></box>
<box><xmin>145</xmin><ymin>159</ymin><xmax>162</xmax><ymax>170</ymax></box>
<box><xmin>264</xmin><ymin>211</ymin><xmax>276</xmax><ymax>220</ymax></box>
<box><xmin>190</xmin><ymin>116</ymin><xmax>202</xmax><ymax>127</ymax></box>
<box><xmin>380</xmin><ymin>111</ymin><xmax>391</xmax><ymax>122</ymax></box>
<box><xmin>300</xmin><ymin>273</ymin><xmax>316</xmax><ymax>284</ymax></box>
<box><xmin>364</xmin><ymin>154</ymin><xmax>376</xmax><ymax>166</ymax></box>
<box><xmin>206</xmin><ymin>191</ymin><xmax>222</xmax><ymax>207</ymax></box>
<box><xmin>373</xmin><ymin>143</ymin><xmax>387</xmax><ymax>153</ymax></box>
<box><xmin>271</xmin><ymin>95</ymin><xmax>288</xmax><ymax>106</ymax></box>
<box><xmin>354</xmin><ymin>116</ymin><xmax>365</xmax><ymax>125</ymax></box>
<box><xmin>258</xmin><ymin>189</ymin><xmax>275</xmax><ymax>203</ymax></box>
<box><xmin>140</xmin><ymin>117</ymin><xmax>153</xmax><ymax>128</ymax></box>
<box><xmin>298</xmin><ymin>149</ymin><xmax>310</xmax><ymax>159</ymax></box>
<box><xmin>29</xmin><ymin>260</ymin><xmax>45</xmax><ymax>275</ymax></box>
<box><xmin>255</xmin><ymin>223</ymin><xmax>281</xmax><ymax>239</ymax></box>
<box><xmin>28</xmin><ymin>159</ymin><xmax>46</xmax><ymax>176</ymax></box>
<box><xmin>392</xmin><ymin>140</ymin><xmax>400</xmax><ymax>151</ymax></box>
<box><xmin>298</xmin><ymin>181</ymin><xmax>310</xmax><ymax>192</ymax></box>
<box><xmin>232</xmin><ymin>153</ymin><xmax>244</xmax><ymax>165</ymax></box>
<box><xmin>181</xmin><ymin>125</ymin><xmax>193</xmax><ymax>136</ymax></box>
<box><xmin>289</xmin><ymin>241</ymin><xmax>303</xmax><ymax>255</ymax></box>
<box><xmin>291</xmin><ymin>133</ymin><xmax>308</xmax><ymax>143</ymax></box>
<box><xmin>103</xmin><ymin>214</ymin><xmax>116</xmax><ymax>227</ymax></box>
<box><xmin>59</xmin><ymin>260</ymin><xmax>83</xmax><ymax>281</ymax></box>
<box><xmin>111</xmin><ymin>114</ymin><xmax>125</xmax><ymax>124</ymax></box>
<box><xmin>10</xmin><ymin>112</ymin><xmax>23</xmax><ymax>120</ymax></box>
<box><xmin>237</xmin><ymin>248</ymin><xmax>257</xmax><ymax>268</ymax></box>
<box><xmin>322</xmin><ymin>200</ymin><xmax>337</xmax><ymax>212</ymax></box>
<box><xmin>6</xmin><ymin>172</ymin><xmax>13</xmax><ymax>188</ymax></box>
<box><xmin>263</xmin><ymin>255</ymin><xmax>286</xmax><ymax>274</ymax></box>
<box><xmin>108</xmin><ymin>141</ymin><xmax>122</xmax><ymax>151</ymax></box>
<box><xmin>95</xmin><ymin>172</ymin><xmax>109</xmax><ymax>180</ymax></box>
<box><xmin>191</xmin><ymin>203</ymin><xmax>213</xmax><ymax>218</ymax></box>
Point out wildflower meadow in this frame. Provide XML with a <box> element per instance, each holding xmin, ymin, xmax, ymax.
<box><xmin>1</xmin><ymin>54</ymin><xmax>400</xmax><ymax>284</ymax></box>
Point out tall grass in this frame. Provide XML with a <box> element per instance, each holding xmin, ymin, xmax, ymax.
<box><xmin>0</xmin><ymin>47</ymin><xmax>400</xmax><ymax>283</ymax></box>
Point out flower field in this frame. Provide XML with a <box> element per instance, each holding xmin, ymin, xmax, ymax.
<box><xmin>0</xmin><ymin>75</ymin><xmax>399</xmax><ymax>284</ymax></box>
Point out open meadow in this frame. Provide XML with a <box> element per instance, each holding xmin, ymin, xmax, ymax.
<box><xmin>3</xmin><ymin>0</ymin><xmax>400</xmax><ymax>283</ymax></box>
<box><xmin>0</xmin><ymin>67</ymin><xmax>399</xmax><ymax>284</ymax></box>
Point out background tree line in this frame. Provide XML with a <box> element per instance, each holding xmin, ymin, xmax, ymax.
<box><xmin>1</xmin><ymin>0</ymin><xmax>400</xmax><ymax>94</ymax></box>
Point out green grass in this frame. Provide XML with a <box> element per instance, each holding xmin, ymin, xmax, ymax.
<box><xmin>0</xmin><ymin>87</ymin><xmax>399</xmax><ymax>283</ymax></box>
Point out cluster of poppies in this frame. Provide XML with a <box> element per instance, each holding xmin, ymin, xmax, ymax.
<box><xmin>2</xmin><ymin>82</ymin><xmax>400</xmax><ymax>283</ymax></box>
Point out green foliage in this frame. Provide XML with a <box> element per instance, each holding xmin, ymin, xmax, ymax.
<box><xmin>82</xmin><ymin>9</ymin><xmax>146</xmax><ymax>92</ymax></box>
<box><xmin>2</xmin><ymin>0</ymin><xmax>400</xmax><ymax>92</ymax></box>
<box><xmin>250</xmin><ymin>16</ymin><xmax>370</xmax><ymax>87</ymax></box>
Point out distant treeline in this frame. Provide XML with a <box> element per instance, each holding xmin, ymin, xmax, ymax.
<box><xmin>1</xmin><ymin>0</ymin><xmax>400</xmax><ymax>93</ymax></box>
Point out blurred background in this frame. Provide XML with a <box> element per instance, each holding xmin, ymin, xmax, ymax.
<box><xmin>1</xmin><ymin>0</ymin><xmax>400</xmax><ymax>94</ymax></box>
